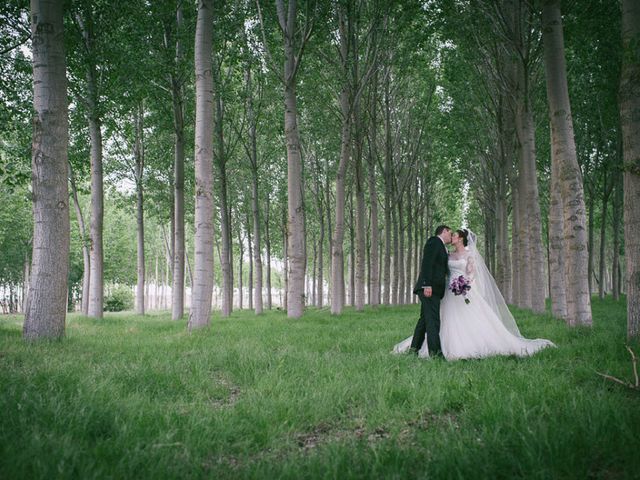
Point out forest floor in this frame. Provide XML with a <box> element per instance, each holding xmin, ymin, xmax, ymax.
<box><xmin>1</xmin><ymin>297</ymin><xmax>638</xmax><ymax>479</ymax></box>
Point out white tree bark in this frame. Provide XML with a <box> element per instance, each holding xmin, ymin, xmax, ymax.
<box><xmin>354</xmin><ymin>107</ymin><xmax>366</xmax><ymax>311</ymax></box>
<box><xmin>168</xmin><ymin>4</ymin><xmax>186</xmax><ymax>321</ymax></box>
<box><xmin>515</xmin><ymin>101</ymin><xmax>543</xmax><ymax>311</ymax></box>
<box><xmin>245</xmin><ymin>64</ymin><xmax>263</xmax><ymax>315</ymax></box>
<box><xmin>277</xmin><ymin>0</ymin><xmax>308</xmax><ymax>318</ymax></box>
<box><xmin>511</xmin><ymin>183</ymin><xmax>521</xmax><ymax>303</ymax></box>
<box><xmin>69</xmin><ymin>163</ymin><xmax>90</xmax><ymax>315</ymax></box>
<box><xmin>75</xmin><ymin>8</ymin><xmax>104</xmax><ymax>319</ymax></box>
<box><xmin>214</xmin><ymin>73</ymin><xmax>233</xmax><ymax>317</ymax></box>
<box><xmin>382</xmin><ymin>73</ymin><xmax>392</xmax><ymax>305</ymax></box>
<box><xmin>23</xmin><ymin>0</ymin><xmax>70</xmax><ymax>340</ymax></box>
<box><xmin>87</xmin><ymin>107</ymin><xmax>104</xmax><ymax>319</ymax></box>
<box><xmin>330</xmin><ymin>85</ymin><xmax>350</xmax><ymax>314</ymax></box>
<box><xmin>134</xmin><ymin>102</ymin><xmax>145</xmax><ymax>315</ymax></box>
<box><xmin>619</xmin><ymin>0</ymin><xmax>640</xmax><ymax>339</ymax></box>
<box><xmin>367</xmin><ymin>75</ymin><xmax>380</xmax><ymax>307</ymax></box>
<box><xmin>548</xmin><ymin>133</ymin><xmax>567</xmax><ymax>319</ymax></box>
<box><xmin>612</xmin><ymin>176</ymin><xmax>623</xmax><ymax>301</ymax></box>
<box><xmin>330</xmin><ymin>4</ymin><xmax>352</xmax><ymax>315</ymax></box>
<box><xmin>542</xmin><ymin>0</ymin><xmax>592</xmax><ymax>326</ymax></box>
<box><xmin>188</xmin><ymin>0</ymin><xmax>215</xmax><ymax>331</ymax></box>
<box><xmin>265</xmin><ymin>194</ymin><xmax>272</xmax><ymax>309</ymax></box>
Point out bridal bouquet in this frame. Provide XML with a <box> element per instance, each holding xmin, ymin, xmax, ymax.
<box><xmin>450</xmin><ymin>275</ymin><xmax>471</xmax><ymax>304</ymax></box>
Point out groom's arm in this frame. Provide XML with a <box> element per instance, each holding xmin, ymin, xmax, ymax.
<box><xmin>419</xmin><ymin>238</ymin><xmax>438</xmax><ymax>295</ymax></box>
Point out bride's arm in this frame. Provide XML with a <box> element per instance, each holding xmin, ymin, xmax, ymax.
<box><xmin>465</xmin><ymin>254</ymin><xmax>476</xmax><ymax>283</ymax></box>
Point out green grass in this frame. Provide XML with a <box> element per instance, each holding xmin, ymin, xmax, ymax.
<box><xmin>1</xmin><ymin>298</ymin><xmax>638</xmax><ymax>479</ymax></box>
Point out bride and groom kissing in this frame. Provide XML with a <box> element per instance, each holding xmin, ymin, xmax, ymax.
<box><xmin>393</xmin><ymin>226</ymin><xmax>554</xmax><ymax>361</ymax></box>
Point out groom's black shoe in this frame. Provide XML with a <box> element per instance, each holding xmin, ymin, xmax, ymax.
<box><xmin>430</xmin><ymin>351</ymin><xmax>445</xmax><ymax>360</ymax></box>
<box><xmin>407</xmin><ymin>347</ymin><xmax>419</xmax><ymax>356</ymax></box>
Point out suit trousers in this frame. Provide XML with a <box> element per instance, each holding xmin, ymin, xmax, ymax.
<box><xmin>410</xmin><ymin>291</ymin><xmax>442</xmax><ymax>356</ymax></box>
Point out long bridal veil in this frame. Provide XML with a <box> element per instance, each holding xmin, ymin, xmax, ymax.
<box><xmin>466</xmin><ymin>230</ymin><xmax>523</xmax><ymax>338</ymax></box>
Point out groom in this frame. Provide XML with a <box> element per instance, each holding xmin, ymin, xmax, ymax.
<box><xmin>410</xmin><ymin>225</ymin><xmax>452</xmax><ymax>357</ymax></box>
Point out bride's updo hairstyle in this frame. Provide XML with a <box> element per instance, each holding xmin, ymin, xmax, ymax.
<box><xmin>457</xmin><ymin>229</ymin><xmax>469</xmax><ymax>247</ymax></box>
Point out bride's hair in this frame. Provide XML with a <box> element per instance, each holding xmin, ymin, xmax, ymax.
<box><xmin>457</xmin><ymin>229</ymin><xmax>469</xmax><ymax>247</ymax></box>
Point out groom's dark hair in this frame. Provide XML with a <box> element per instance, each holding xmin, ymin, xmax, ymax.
<box><xmin>435</xmin><ymin>225</ymin><xmax>451</xmax><ymax>236</ymax></box>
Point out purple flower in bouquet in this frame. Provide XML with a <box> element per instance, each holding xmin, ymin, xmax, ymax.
<box><xmin>449</xmin><ymin>275</ymin><xmax>471</xmax><ymax>304</ymax></box>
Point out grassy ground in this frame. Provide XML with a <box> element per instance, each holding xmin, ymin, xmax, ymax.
<box><xmin>0</xmin><ymin>297</ymin><xmax>638</xmax><ymax>479</ymax></box>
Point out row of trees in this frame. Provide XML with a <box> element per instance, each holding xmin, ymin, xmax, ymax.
<box><xmin>0</xmin><ymin>0</ymin><xmax>637</xmax><ymax>340</ymax></box>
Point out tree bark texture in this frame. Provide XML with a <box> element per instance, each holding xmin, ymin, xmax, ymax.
<box><xmin>246</xmin><ymin>65</ymin><xmax>263</xmax><ymax>314</ymax></box>
<box><xmin>170</xmin><ymin>4</ymin><xmax>186</xmax><ymax>321</ymax></box>
<box><xmin>542</xmin><ymin>0</ymin><xmax>592</xmax><ymax>326</ymax></box>
<box><xmin>188</xmin><ymin>0</ymin><xmax>215</xmax><ymax>331</ymax></box>
<box><xmin>620</xmin><ymin>0</ymin><xmax>640</xmax><ymax>339</ymax></box>
<box><xmin>330</xmin><ymin>8</ymin><xmax>351</xmax><ymax>315</ymax></box>
<box><xmin>69</xmin><ymin>163</ymin><xmax>90</xmax><ymax>315</ymax></box>
<box><xmin>24</xmin><ymin>0</ymin><xmax>70</xmax><ymax>340</ymax></box>
<box><xmin>548</xmin><ymin>133</ymin><xmax>567</xmax><ymax>319</ymax></box>
<box><xmin>134</xmin><ymin>102</ymin><xmax>145</xmax><ymax>315</ymax></box>
<box><xmin>76</xmin><ymin>8</ymin><xmax>104</xmax><ymax>319</ymax></box>
<box><xmin>276</xmin><ymin>0</ymin><xmax>307</xmax><ymax>318</ymax></box>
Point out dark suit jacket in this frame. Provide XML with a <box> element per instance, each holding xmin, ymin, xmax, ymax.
<box><xmin>413</xmin><ymin>236</ymin><xmax>449</xmax><ymax>299</ymax></box>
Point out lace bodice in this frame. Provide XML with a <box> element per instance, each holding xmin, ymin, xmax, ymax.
<box><xmin>448</xmin><ymin>253</ymin><xmax>475</xmax><ymax>281</ymax></box>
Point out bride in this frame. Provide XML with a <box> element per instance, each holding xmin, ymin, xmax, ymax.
<box><xmin>393</xmin><ymin>229</ymin><xmax>554</xmax><ymax>360</ymax></box>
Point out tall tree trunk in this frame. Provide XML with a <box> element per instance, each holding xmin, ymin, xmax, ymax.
<box><xmin>348</xmin><ymin>191</ymin><xmax>355</xmax><ymax>307</ymax></box>
<box><xmin>76</xmin><ymin>9</ymin><xmax>104</xmax><ymax>319</ymax></box>
<box><xmin>587</xmin><ymin>190</ymin><xmax>595</xmax><ymax>293</ymax></box>
<box><xmin>169</xmin><ymin>4</ymin><xmax>186</xmax><ymax>321</ymax></box>
<box><xmin>405</xmin><ymin>190</ymin><xmax>413</xmax><ymax>305</ymax></box>
<box><xmin>275</xmin><ymin>0</ymin><xmax>307</xmax><ymax>318</ymax></box>
<box><xmin>154</xmin><ymin>254</ymin><xmax>159</xmax><ymax>310</ymax></box>
<box><xmin>87</xmin><ymin>97</ymin><xmax>103</xmax><ymax>316</ymax></box>
<box><xmin>612</xmin><ymin>172</ymin><xmax>623</xmax><ymax>301</ymax></box>
<box><xmin>22</xmin><ymin>252</ymin><xmax>30</xmax><ymax>313</ymax></box>
<box><xmin>354</xmin><ymin>112</ymin><xmax>366</xmax><ymax>311</ymax></box>
<box><xmin>516</xmin><ymin>191</ymin><xmax>530</xmax><ymax>310</ymax></box>
<box><xmin>316</xmin><ymin>183</ymin><xmax>324</xmax><ymax>308</ymax></box>
<box><xmin>238</xmin><ymin>224</ymin><xmax>244</xmax><ymax>310</ymax></box>
<box><xmin>214</xmin><ymin>82</ymin><xmax>233</xmax><ymax>317</ymax></box>
<box><xmin>247</xmin><ymin>210</ymin><xmax>254</xmax><ymax>311</ymax></box>
<box><xmin>324</xmin><ymin>158</ymin><xmax>334</xmax><ymax>295</ymax></box>
<box><xmin>188</xmin><ymin>0</ymin><xmax>214</xmax><ymax>331</ymax></box>
<box><xmin>69</xmin><ymin>163</ymin><xmax>90</xmax><ymax>315</ymax></box>
<box><xmin>311</xmin><ymin>234</ymin><xmax>317</xmax><ymax>307</ymax></box>
<box><xmin>548</xmin><ymin>134</ymin><xmax>567</xmax><ymax>319</ymax></box>
<box><xmin>134</xmin><ymin>102</ymin><xmax>145</xmax><ymax>315</ymax></box>
<box><xmin>245</xmin><ymin>65</ymin><xmax>263</xmax><ymax>315</ymax></box>
<box><xmin>414</xmin><ymin>191</ymin><xmax>423</xmax><ymax>305</ymax></box>
<box><xmin>185</xmin><ymin>247</ymin><xmax>194</xmax><ymax>291</ymax></box>
<box><xmin>331</xmin><ymin>107</ymin><xmax>350</xmax><ymax>313</ymax></box>
<box><xmin>391</xmin><ymin>196</ymin><xmax>399</xmax><ymax>305</ymax></box>
<box><xmin>367</xmin><ymin>89</ymin><xmax>380</xmax><ymax>307</ymax></box>
<box><xmin>598</xmin><ymin>175</ymin><xmax>612</xmax><ymax>299</ymax></box>
<box><xmin>511</xmin><ymin>183</ymin><xmax>521</xmax><ymax>304</ymax></box>
<box><xmin>542</xmin><ymin>0</ymin><xmax>592</xmax><ymax>326</ymax></box>
<box><xmin>330</xmin><ymin>14</ymin><xmax>351</xmax><ymax>315</ymax></box>
<box><xmin>265</xmin><ymin>195</ymin><xmax>272</xmax><ymax>309</ymax></box>
<box><xmin>515</xmin><ymin>102</ymin><xmax>544</xmax><ymax>311</ymax></box>
<box><xmin>382</xmin><ymin>75</ymin><xmax>392</xmax><ymax>305</ymax></box>
<box><xmin>396</xmin><ymin>197</ymin><xmax>405</xmax><ymax>305</ymax></box>
<box><xmin>496</xmin><ymin>181</ymin><xmax>511</xmax><ymax>303</ymax></box>
<box><xmin>620</xmin><ymin>0</ymin><xmax>640</xmax><ymax>339</ymax></box>
<box><xmin>24</xmin><ymin>0</ymin><xmax>70</xmax><ymax>340</ymax></box>
<box><xmin>282</xmin><ymin>209</ymin><xmax>288</xmax><ymax>310</ymax></box>
<box><xmin>164</xmin><ymin>246</ymin><xmax>170</xmax><ymax>310</ymax></box>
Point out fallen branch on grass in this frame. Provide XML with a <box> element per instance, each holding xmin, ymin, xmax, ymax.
<box><xmin>596</xmin><ymin>346</ymin><xmax>639</xmax><ymax>391</ymax></box>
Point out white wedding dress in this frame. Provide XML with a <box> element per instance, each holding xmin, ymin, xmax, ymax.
<box><xmin>393</xmin><ymin>232</ymin><xmax>554</xmax><ymax>360</ymax></box>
